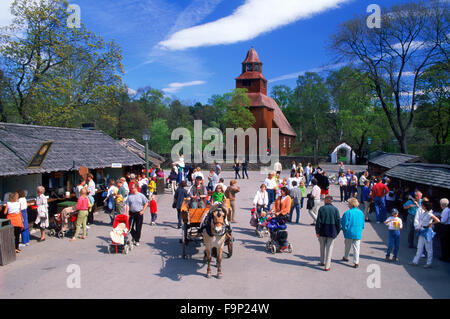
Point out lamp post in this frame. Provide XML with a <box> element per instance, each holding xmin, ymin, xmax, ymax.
<box><xmin>367</xmin><ymin>137</ymin><xmax>372</xmax><ymax>161</ymax></box>
<box><xmin>142</xmin><ymin>128</ymin><xmax>150</xmax><ymax>180</ymax></box>
<box><xmin>393</xmin><ymin>138</ymin><xmax>398</xmax><ymax>153</ymax></box>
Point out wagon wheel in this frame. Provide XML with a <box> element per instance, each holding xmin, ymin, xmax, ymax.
<box><xmin>182</xmin><ymin>224</ymin><xmax>188</xmax><ymax>259</ymax></box>
<box><xmin>57</xmin><ymin>231</ymin><xmax>64</xmax><ymax>239</ymax></box>
<box><xmin>225</xmin><ymin>236</ymin><xmax>233</xmax><ymax>258</ymax></box>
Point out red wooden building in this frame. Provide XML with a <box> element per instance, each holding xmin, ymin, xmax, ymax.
<box><xmin>235</xmin><ymin>48</ymin><xmax>297</xmax><ymax>156</ymax></box>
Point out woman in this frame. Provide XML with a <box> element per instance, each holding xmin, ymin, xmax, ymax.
<box><xmin>341</xmin><ymin>198</ymin><xmax>365</xmax><ymax>268</ymax></box>
<box><xmin>339</xmin><ymin>172</ymin><xmax>348</xmax><ymax>202</ymax></box>
<box><xmin>17</xmin><ymin>189</ymin><xmax>30</xmax><ymax>247</ymax></box>
<box><xmin>4</xmin><ymin>192</ymin><xmax>24</xmax><ymax>253</ymax></box>
<box><xmin>233</xmin><ymin>160</ymin><xmax>241</xmax><ymax>179</ymax></box>
<box><xmin>225</xmin><ymin>180</ymin><xmax>240</xmax><ymax>223</ymax></box>
<box><xmin>241</xmin><ymin>160</ymin><xmax>249</xmax><ymax>179</ymax></box>
<box><xmin>70</xmin><ymin>188</ymin><xmax>89</xmax><ymax>242</ymax></box>
<box><xmin>410</xmin><ymin>199</ymin><xmax>440</xmax><ymax>268</ymax></box>
<box><xmin>35</xmin><ymin>186</ymin><xmax>49</xmax><ymax>242</ymax></box>
<box><xmin>253</xmin><ymin>184</ymin><xmax>269</xmax><ymax>215</ymax></box>
<box><xmin>350</xmin><ymin>171</ymin><xmax>358</xmax><ymax>198</ymax></box>
<box><xmin>272</xmin><ymin>187</ymin><xmax>292</xmax><ymax>223</ymax></box>
<box><xmin>291</xmin><ymin>161</ymin><xmax>297</xmax><ymax>177</ymax></box>
<box><xmin>174</xmin><ymin>181</ymin><xmax>188</xmax><ymax>229</ymax></box>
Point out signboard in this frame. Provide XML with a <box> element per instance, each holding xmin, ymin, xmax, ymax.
<box><xmin>111</xmin><ymin>163</ymin><xmax>123</xmax><ymax>168</ymax></box>
<box><xmin>27</xmin><ymin>141</ymin><xmax>54</xmax><ymax>169</ymax></box>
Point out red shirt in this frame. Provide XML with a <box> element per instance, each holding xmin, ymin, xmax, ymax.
<box><xmin>150</xmin><ymin>200</ymin><xmax>157</xmax><ymax>214</ymax></box>
<box><xmin>372</xmin><ymin>182</ymin><xmax>389</xmax><ymax>198</ymax></box>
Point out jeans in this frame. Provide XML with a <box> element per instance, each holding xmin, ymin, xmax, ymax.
<box><xmin>256</xmin><ymin>205</ymin><xmax>268</xmax><ymax>215</ymax></box>
<box><xmin>129</xmin><ymin>211</ymin><xmax>144</xmax><ymax>243</ymax></box>
<box><xmin>151</xmin><ymin>213</ymin><xmax>157</xmax><ymax>223</ymax></box>
<box><xmin>235</xmin><ymin>170</ymin><xmax>241</xmax><ymax>179</ymax></box>
<box><xmin>267</xmin><ymin>189</ymin><xmax>275</xmax><ymax>209</ymax></box>
<box><xmin>190</xmin><ymin>200</ymin><xmax>206</xmax><ymax>209</ymax></box>
<box><xmin>21</xmin><ymin>209</ymin><xmax>30</xmax><ymax>244</ymax></box>
<box><xmin>340</xmin><ymin>186</ymin><xmax>346</xmax><ymax>202</ymax></box>
<box><xmin>386</xmin><ymin>230</ymin><xmax>400</xmax><ymax>258</ymax></box>
<box><xmin>374</xmin><ymin>196</ymin><xmax>387</xmax><ymax>222</ymax></box>
<box><xmin>242</xmin><ymin>168</ymin><xmax>248</xmax><ymax>179</ymax></box>
<box><xmin>177</xmin><ymin>208</ymin><xmax>182</xmax><ymax>228</ymax></box>
<box><xmin>289</xmin><ymin>203</ymin><xmax>301</xmax><ymax>223</ymax></box>
<box><xmin>412</xmin><ymin>235</ymin><xmax>433</xmax><ymax>265</ymax></box>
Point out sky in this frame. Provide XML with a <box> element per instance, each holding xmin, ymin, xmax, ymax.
<box><xmin>0</xmin><ymin>0</ymin><xmax>415</xmax><ymax>104</ymax></box>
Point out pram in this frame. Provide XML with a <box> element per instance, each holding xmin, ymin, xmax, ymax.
<box><xmin>265</xmin><ymin>216</ymin><xmax>293</xmax><ymax>254</ymax></box>
<box><xmin>107</xmin><ymin>214</ymin><xmax>133</xmax><ymax>254</ymax></box>
<box><xmin>250</xmin><ymin>207</ymin><xmax>271</xmax><ymax>238</ymax></box>
<box><xmin>48</xmin><ymin>206</ymin><xmax>78</xmax><ymax>239</ymax></box>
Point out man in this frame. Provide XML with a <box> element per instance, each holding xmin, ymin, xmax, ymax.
<box><xmin>207</xmin><ymin>169</ymin><xmax>219</xmax><ymax>192</ymax></box>
<box><xmin>86</xmin><ymin>174</ymin><xmax>96</xmax><ymax>225</ymax></box>
<box><xmin>120</xmin><ymin>177</ymin><xmax>129</xmax><ymax>195</ymax></box>
<box><xmin>403</xmin><ymin>190</ymin><xmax>422</xmax><ymax>248</ymax></box>
<box><xmin>358</xmin><ymin>171</ymin><xmax>369</xmax><ymax>202</ymax></box>
<box><xmin>274</xmin><ymin>161</ymin><xmax>282</xmax><ymax>175</ymax></box>
<box><xmin>287</xmin><ymin>173</ymin><xmax>301</xmax><ymax>191</ymax></box>
<box><xmin>289</xmin><ymin>181</ymin><xmax>302</xmax><ymax>223</ymax></box>
<box><xmin>308</xmin><ymin>178</ymin><xmax>322</xmax><ymax>225</ymax></box>
<box><xmin>217</xmin><ymin>178</ymin><xmax>227</xmax><ymax>192</ymax></box>
<box><xmin>345</xmin><ymin>169</ymin><xmax>353</xmax><ymax>202</ymax></box>
<box><xmin>214</xmin><ymin>161</ymin><xmax>222</xmax><ymax>176</ymax></box>
<box><xmin>264</xmin><ymin>172</ymin><xmax>277</xmax><ymax>209</ymax></box>
<box><xmin>125</xmin><ymin>184</ymin><xmax>149</xmax><ymax>247</ymax></box>
<box><xmin>371</xmin><ymin>177</ymin><xmax>389</xmax><ymax>223</ymax></box>
<box><xmin>338</xmin><ymin>162</ymin><xmax>345</xmax><ymax>176</ymax></box>
<box><xmin>315</xmin><ymin>196</ymin><xmax>341</xmax><ymax>271</ymax></box>
<box><xmin>189</xmin><ymin>176</ymin><xmax>207</xmax><ymax>208</ymax></box>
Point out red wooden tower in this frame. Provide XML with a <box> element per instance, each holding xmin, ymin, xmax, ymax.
<box><xmin>236</xmin><ymin>48</ymin><xmax>297</xmax><ymax>156</ymax></box>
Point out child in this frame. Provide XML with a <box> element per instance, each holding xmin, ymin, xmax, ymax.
<box><xmin>149</xmin><ymin>177</ymin><xmax>156</xmax><ymax>197</ymax></box>
<box><xmin>299</xmin><ymin>181</ymin><xmax>307</xmax><ymax>209</ymax></box>
<box><xmin>258</xmin><ymin>210</ymin><xmax>269</xmax><ymax>227</ymax></box>
<box><xmin>211</xmin><ymin>185</ymin><xmax>225</xmax><ymax>204</ymax></box>
<box><xmin>149</xmin><ymin>195</ymin><xmax>157</xmax><ymax>226</ymax></box>
<box><xmin>384</xmin><ymin>209</ymin><xmax>403</xmax><ymax>262</ymax></box>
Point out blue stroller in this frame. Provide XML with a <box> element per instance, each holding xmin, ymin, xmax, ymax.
<box><xmin>265</xmin><ymin>216</ymin><xmax>293</xmax><ymax>254</ymax></box>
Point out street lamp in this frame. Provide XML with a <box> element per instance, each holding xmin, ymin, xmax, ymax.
<box><xmin>142</xmin><ymin>128</ymin><xmax>150</xmax><ymax>180</ymax></box>
<box><xmin>367</xmin><ymin>137</ymin><xmax>372</xmax><ymax>161</ymax></box>
<box><xmin>393</xmin><ymin>138</ymin><xmax>398</xmax><ymax>152</ymax></box>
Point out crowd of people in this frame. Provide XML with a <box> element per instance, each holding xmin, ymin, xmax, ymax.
<box><xmin>2</xmin><ymin>159</ymin><xmax>449</xmax><ymax>272</ymax></box>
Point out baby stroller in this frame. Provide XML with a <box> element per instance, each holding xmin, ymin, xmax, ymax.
<box><xmin>107</xmin><ymin>214</ymin><xmax>133</xmax><ymax>254</ymax></box>
<box><xmin>48</xmin><ymin>206</ymin><xmax>78</xmax><ymax>239</ymax></box>
<box><xmin>265</xmin><ymin>216</ymin><xmax>293</xmax><ymax>254</ymax></box>
<box><xmin>250</xmin><ymin>207</ymin><xmax>270</xmax><ymax>238</ymax></box>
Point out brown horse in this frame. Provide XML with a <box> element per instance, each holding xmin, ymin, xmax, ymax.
<box><xmin>202</xmin><ymin>205</ymin><xmax>228</xmax><ymax>279</ymax></box>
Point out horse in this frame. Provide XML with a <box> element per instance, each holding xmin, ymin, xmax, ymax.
<box><xmin>202</xmin><ymin>204</ymin><xmax>228</xmax><ymax>279</ymax></box>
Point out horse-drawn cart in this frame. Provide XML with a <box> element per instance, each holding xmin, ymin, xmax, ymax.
<box><xmin>180</xmin><ymin>198</ymin><xmax>233</xmax><ymax>259</ymax></box>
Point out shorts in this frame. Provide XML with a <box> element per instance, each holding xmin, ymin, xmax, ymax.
<box><xmin>320</xmin><ymin>189</ymin><xmax>329</xmax><ymax>195</ymax></box>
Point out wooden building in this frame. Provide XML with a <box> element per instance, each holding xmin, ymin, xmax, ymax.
<box><xmin>0</xmin><ymin>123</ymin><xmax>145</xmax><ymax>214</ymax></box>
<box><xmin>235</xmin><ymin>48</ymin><xmax>297</xmax><ymax>156</ymax></box>
<box><xmin>368</xmin><ymin>152</ymin><xmax>423</xmax><ymax>176</ymax></box>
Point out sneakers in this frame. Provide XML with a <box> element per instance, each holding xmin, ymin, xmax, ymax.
<box><xmin>19</xmin><ymin>243</ymin><xmax>26</xmax><ymax>248</ymax></box>
<box><xmin>393</xmin><ymin>257</ymin><xmax>399</xmax><ymax>262</ymax></box>
<box><xmin>151</xmin><ymin>222</ymin><xmax>156</xmax><ymax>226</ymax></box>
<box><xmin>385</xmin><ymin>255</ymin><xmax>390</xmax><ymax>261</ymax></box>
<box><xmin>135</xmin><ymin>242</ymin><xmax>140</xmax><ymax>247</ymax></box>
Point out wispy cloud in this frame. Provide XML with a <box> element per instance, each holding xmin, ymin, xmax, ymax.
<box><xmin>162</xmin><ymin>80</ymin><xmax>206</xmax><ymax>93</ymax></box>
<box><xmin>158</xmin><ymin>0</ymin><xmax>351</xmax><ymax>51</ymax></box>
<box><xmin>269</xmin><ymin>62</ymin><xmax>347</xmax><ymax>83</ymax></box>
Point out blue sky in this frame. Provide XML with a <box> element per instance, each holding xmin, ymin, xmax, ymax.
<box><xmin>1</xmin><ymin>0</ymin><xmax>413</xmax><ymax>104</ymax></box>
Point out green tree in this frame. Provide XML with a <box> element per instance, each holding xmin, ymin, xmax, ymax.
<box><xmin>330</xmin><ymin>0</ymin><xmax>449</xmax><ymax>153</ymax></box>
<box><xmin>222</xmin><ymin>88</ymin><xmax>255</xmax><ymax>130</ymax></box>
<box><xmin>150</xmin><ymin>118</ymin><xmax>172</xmax><ymax>154</ymax></box>
<box><xmin>0</xmin><ymin>0</ymin><xmax>123</xmax><ymax>125</ymax></box>
<box><xmin>271</xmin><ymin>85</ymin><xmax>293</xmax><ymax>109</ymax></box>
<box><xmin>414</xmin><ymin>62</ymin><xmax>450</xmax><ymax>144</ymax></box>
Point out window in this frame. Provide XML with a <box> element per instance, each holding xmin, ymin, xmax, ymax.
<box><xmin>254</xmin><ymin>64</ymin><xmax>260</xmax><ymax>72</ymax></box>
<box><xmin>283</xmin><ymin>137</ymin><xmax>286</xmax><ymax>148</ymax></box>
<box><xmin>289</xmin><ymin>138</ymin><xmax>291</xmax><ymax>148</ymax></box>
<box><xmin>246</xmin><ymin>63</ymin><xmax>253</xmax><ymax>72</ymax></box>
<box><xmin>241</xmin><ymin>80</ymin><xmax>251</xmax><ymax>87</ymax></box>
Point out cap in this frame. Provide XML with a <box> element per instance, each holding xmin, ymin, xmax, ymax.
<box><xmin>391</xmin><ymin>208</ymin><xmax>399</xmax><ymax>215</ymax></box>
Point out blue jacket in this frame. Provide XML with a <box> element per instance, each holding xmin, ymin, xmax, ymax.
<box><xmin>341</xmin><ymin>207</ymin><xmax>365</xmax><ymax>240</ymax></box>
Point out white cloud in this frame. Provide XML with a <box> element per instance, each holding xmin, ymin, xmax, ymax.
<box><xmin>158</xmin><ymin>0</ymin><xmax>351</xmax><ymax>51</ymax></box>
<box><xmin>162</xmin><ymin>80</ymin><xmax>206</xmax><ymax>93</ymax></box>
<box><xmin>0</xmin><ymin>0</ymin><xmax>14</xmax><ymax>28</ymax></box>
<box><xmin>127</xmin><ymin>87</ymin><xmax>137</xmax><ymax>96</ymax></box>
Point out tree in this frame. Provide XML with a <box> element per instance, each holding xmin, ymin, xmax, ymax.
<box><xmin>414</xmin><ymin>62</ymin><xmax>450</xmax><ymax>144</ymax></box>
<box><xmin>271</xmin><ymin>85</ymin><xmax>293</xmax><ymax>109</ymax></box>
<box><xmin>150</xmin><ymin>119</ymin><xmax>172</xmax><ymax>154</ymax></box>
<box><xmin>0</xmin><ymin>0</ymin><xmax>123</xmax><ymax>125</ymax></box>
<box><xmin>222</xmin><ymin>88</ymin><xmax>255</xmax><ymax>130</ymax></box>
<box><xmin>330</xmin><ymin>0</ymin><xmax>449</xmax><ymax>153</ymax></box>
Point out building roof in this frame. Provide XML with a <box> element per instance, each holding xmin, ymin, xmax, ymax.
<box><xmin>118</xmin><ymin>139</ymin><xmax>165</xmax><ymax>165</ymax></box>
<box><xmin>385</xmin><ymin>163</ymin><xmax>450</xmax><ymax>190</ymax></box>
<box><xmin>368</xmin><ymin>152</ymin><xmax>421</xmax><ymax>169</ymax></box>
<box><xmin>0</xmin><ymin>123</ymin><xmax>145</xmax><ymax>177</ymax></box>
<box><xmin>242</xmin><ymin>47</ymin><xmax>261</xmax><ymax>64</ymax></box>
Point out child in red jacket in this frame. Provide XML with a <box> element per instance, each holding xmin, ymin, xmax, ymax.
<box><xmin>150</xmin><ymin>195</ymin><xmax>157</xmax><ymax>226</ymax></box>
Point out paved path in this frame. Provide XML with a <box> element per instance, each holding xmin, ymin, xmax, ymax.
<box><xmin>1</xmin><ymin>165</ymin><xmax>449</xmax><ymax>298</ymax></box>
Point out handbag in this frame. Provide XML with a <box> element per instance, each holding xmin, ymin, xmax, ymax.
<box><xmin>306</xmin><ymin>195</ymin><xmax>314</xmax><ymax>210</ymax></box>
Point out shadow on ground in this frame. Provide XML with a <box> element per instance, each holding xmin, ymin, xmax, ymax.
<box><xmin>147</xmin><ymin>236</ymin><xmax>206</xmax><ymax>281</ymax></box>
